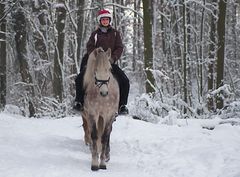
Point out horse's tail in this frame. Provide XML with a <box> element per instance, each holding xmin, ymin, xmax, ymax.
<box><xmin>97</xmin><ymin>116</ymin><xmax>105</xmax><ymax>154</ymax></box>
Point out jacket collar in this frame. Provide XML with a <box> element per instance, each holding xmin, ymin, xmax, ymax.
<box><xmin>98</xmin><ymin>25</ymin><xmax>112</xmax><ymax>33</ymax></box>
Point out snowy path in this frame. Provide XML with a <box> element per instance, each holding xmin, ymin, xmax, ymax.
<box><xmin>0</xmin><ymin>113</ymin><xmax>240</xmax><ymax>177</ymax></box>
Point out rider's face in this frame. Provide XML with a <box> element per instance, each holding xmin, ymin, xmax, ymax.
<box><xmin>100</xmin><ymin>17</ymin><xmax>110</xmax><ymax>26</ymax></box>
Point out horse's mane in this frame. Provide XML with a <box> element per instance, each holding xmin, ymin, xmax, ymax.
<box><xmin>83</xmin><ymin>50</ymin><xmax>96</xmax><ymax>88</ymax></box>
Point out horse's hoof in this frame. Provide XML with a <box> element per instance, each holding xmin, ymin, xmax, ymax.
<box><xmin>91</xmin><ymin>165</ymin><xmax>99</xmax><ymax>171</ymax></box>
<box><xmin>99</xmin><ymin>164</ymin><xmax>107</xmax><ymax>170</ymax></box>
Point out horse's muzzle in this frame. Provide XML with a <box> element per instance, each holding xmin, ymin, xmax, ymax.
<box><xmin>100</xmin><ymin>91</ymin><xmax>108</xmax><ymax>97</ymax></box>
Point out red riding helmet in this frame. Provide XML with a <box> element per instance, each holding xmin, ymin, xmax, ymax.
<box><xmin>97</xmin><ymin>9</ymin><xmax>112</xmax><ymax>23</ymax></box>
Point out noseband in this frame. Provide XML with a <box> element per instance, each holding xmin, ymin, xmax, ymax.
<box><xmin>95</xmin><ymin>76</ymin><xmax>110</xmax><ymax>88</ymax></box>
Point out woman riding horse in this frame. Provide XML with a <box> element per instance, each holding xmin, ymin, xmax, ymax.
<box><xmin>74</xmin><ymin>9</ymin><xmax>129</xmax><ymax>115</ymax></box>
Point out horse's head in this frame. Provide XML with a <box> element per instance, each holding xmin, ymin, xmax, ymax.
<box><xmin>93</xmin><ymin>47</ymin><xmax>112</xmax><ymax>97</ymax></box>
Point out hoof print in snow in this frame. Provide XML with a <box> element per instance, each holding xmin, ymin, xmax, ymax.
<box><xmin>202</xmin><ymin>126</ymin><xmax>215</xmax><ymax>130</ymax></box>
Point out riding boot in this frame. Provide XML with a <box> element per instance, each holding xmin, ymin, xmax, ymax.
<box><xmin>74</xmin><ymin>69</ymin><xmax>86</xmax><ymax>111</ymax></box>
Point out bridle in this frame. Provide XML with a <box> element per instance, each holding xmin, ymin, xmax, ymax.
<box><xmin>93</xmin><ymin>51</ymin><xmax>111</xmax><ymax>88</ymax></box>
<box><xmin>95</xmin><ymin>76</ymin><xmax>110</xmax><ymax>88</ymax></box>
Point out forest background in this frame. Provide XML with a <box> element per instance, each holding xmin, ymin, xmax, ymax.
<box><xmin>0</xmin><ymin>0</ymin><xmax>239</xmax><ymax>121</ymax></box>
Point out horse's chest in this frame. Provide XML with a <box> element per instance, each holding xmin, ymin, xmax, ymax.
<box><xmin>86</xmin><ymin>89</ymin><xmax>117</xmax><ymax>109</ymax></box>
<box><xmin>87</xmin><ymin>89</ymin><xmax>99</xmax><ymax>99</ymax></box>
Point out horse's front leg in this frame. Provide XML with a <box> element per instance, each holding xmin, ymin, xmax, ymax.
<box><xmin>89</xmin><ymin>118</ymin><xmax>99</xmax><ymax>171</ymax></box>
<box><xmin>105</xmin><ymin>121</ymin><xmax>113</xmax><ymax>162</ymax></box>
<box><xmin>100</xmin><ymin>122</ymin><xmax>112</xmax><ymax>169</ymax></box>
<box><xmin>105</xmin><ymin>134</ymin><xmax>111</xmax><ymax>162</ymax></box>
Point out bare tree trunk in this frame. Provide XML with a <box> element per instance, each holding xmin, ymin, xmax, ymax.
<box><xmin>171</xmin><ymin>4</ymin><xmax>182</xmax><ymax>102</ymax></box>
<box><xmin>216</xmin><ymin>0</ymin><xmax>227</xmax><ymax>109</ymax></box>
<box><xmin>231</xmin><ymin>2</ymin><xmax>237</xmax><ymax>71</ymax></box>
<box><xmin>13</xmin><ymin>1</ymin><xmax>35</xmax><ymax>116</ymax></box>
<box><xmin>32</xmin><ymin>0</ymin><xmax>51</xmax><ymax>95</ymax></box>
<box><xmin>160</xmin><ymin>0</ymin><xmax>166</xmax><ymax>55</ymax></box>
<box><xmin>143</xmin><ymin>0</ymin><xmax>155</xmax><ymax>93</ymax></box>
<box><xmin>77</xmin><ymin>0</ymin><xmax>85</xmax><ymax>73</ymax></box>
<box><xmin>183</xmin><ymin>0</ymin><xmax>188</xmax><ymax>113</ymax></box>
<box><xmin>53</xmin><ymin>1</ymin><xmax>66</xmax><ymax>102</ymax></box>
<box><xmin>113</xmin><ymin>0</ymin><xmax>126</xmax><ymax>67</ymax></box>
<box><xmin>208</xmin><ymin>0</ymin><xmax>217</xmax><ymax>112</ymax></box>
<box><xmin>0</xmin><ymin>1</ymin><xmax>6</xmax><ymax>109</ymax></box>
<box><xmin>132</xmin><ymin>0</ymin><xmax>144</xmax><ymax>91</ymax></box>
<box><xmin>225</xmin><ymin>1</ymin><xmax>238</xmax><ymax>99</ymax></box>
<box><xmin>137</xmin><ymin>0</ymin><xmax>142</xmax><ymax>73</ymax></box>
<box><xmin>199</xmin><ymin>0</ymin><xmax>206</xmax><ymax>99</ymax></box>
<box><xmin>32</xmin><ymin>0</ymin><xmax>48</xmax><ymax>61</ymax></box>
<box><xmin>132</xmin><ymin>0</ymin><xmax>138</xmax><ymax>71</ymax></box>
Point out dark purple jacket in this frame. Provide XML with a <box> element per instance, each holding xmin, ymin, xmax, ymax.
<box><xmin>87</xmin><ymin>26</ymin><xmax>124</xmax><ymax>63</ymax></box>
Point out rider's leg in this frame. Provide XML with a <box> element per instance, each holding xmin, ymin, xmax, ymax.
<box><xmin>111</xmin><ymin>64</ymin><xmax>129</xmax><ymax>114</ymax></box>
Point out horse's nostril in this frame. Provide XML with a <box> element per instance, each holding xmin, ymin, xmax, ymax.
<box><xmin>100</xmin><ymin>91</ymin><xmax>108</xmax><ymax>97</ymax></box>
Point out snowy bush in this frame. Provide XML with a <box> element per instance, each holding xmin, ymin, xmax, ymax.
<box><xmin>3</xmin><ymin>104</ymin><xmax>22</xmax><ymax>115</ymax></box>
<box><xmin>218</xmin><ymin>101</ymin><xmax>240</xmax><ymax>119</ymax></box>
<box><xmin>130</xmin><ymin>93</ymin><xmax>160</xmax><ymax>123</ymax></box>
<box><xmin>130</xmin><ymin>93</ymin><xmax>173</xmax><ymax>123</ymax></box>
<box><xmin>34</xmin><ymin>97</ymin><xmax>72</xmax><ymax>118</ymax></box>
<box><xmin>162</xmin><ymin>110</ymin><xmax>180</xmax><ymax>125</ymax></box>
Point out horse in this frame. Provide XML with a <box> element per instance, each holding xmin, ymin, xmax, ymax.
<box><xmin>80</xmin><ymin>47</ymin><xmax>119</xmax><ymax>171</ymax></box>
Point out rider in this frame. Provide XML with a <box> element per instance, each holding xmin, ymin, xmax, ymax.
<box><xmin>74</xmin><ymin>9</ymin><xmax>129</xmax><ymax>115</ymax></box>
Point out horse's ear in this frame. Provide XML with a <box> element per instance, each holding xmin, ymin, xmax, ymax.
<box><xmin>106</xmin><ymin>48</ymin><xmax>111</xmax><ymax>58</ymax></box>
<box><xmin>94</xmin><ymin>47</ymin><xmax>104</xmax><ymax>56</ymax></box>
<box><xmin>93</xmin><ymin>48</ymin><xmax>98</xmax><ymax>57</ymax></box>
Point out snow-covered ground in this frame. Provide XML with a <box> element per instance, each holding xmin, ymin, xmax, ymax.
<box><xmin>1</xmin><ymin>112</ymin><xmax>240</xmax><ymax>177</ymax></box>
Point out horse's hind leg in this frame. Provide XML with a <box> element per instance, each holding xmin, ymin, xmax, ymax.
<box><xmin>82</xmin><ymin>117</ymin><xmax>91</xmax><ymax>145</ymax></box>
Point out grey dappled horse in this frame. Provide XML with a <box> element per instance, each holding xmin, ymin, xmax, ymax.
<box><xmin>81</xmin><ymin>47</ymin><xmax>119</xmax><ymax>171</ymax></box>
